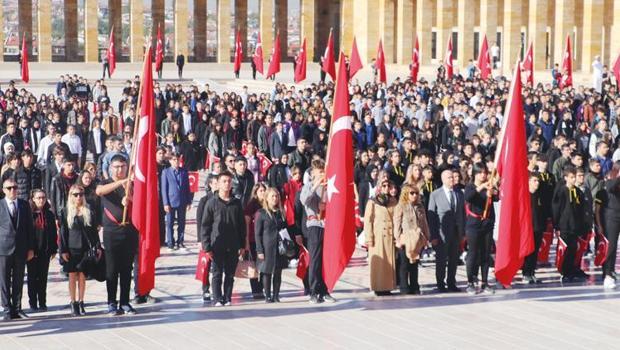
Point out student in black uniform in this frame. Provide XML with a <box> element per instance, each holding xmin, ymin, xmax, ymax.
<box><xmin>196</xmin><ymin>174</ymin><xmax>219</xmax><ymax>302</ymax></box>
<box><xmin>385</xmin><ymin>150</ymin><xmax>405</xmax><ymax>187</ymax></box>
<box><xmin>95</xmin><ymin>155</ymin><xmax>139</xmax><ymax>316</ymax></box>
<box><xmin>601</xmin><ymin>161</ymin><xmax>620</xmax><ymax>289</ymax></box>
<box><xmin>463</xmin><ymin>163</ymin><xmax>497</xmax><ymax>295</ymax></box>
<box><xmin>552</xmin><ymin>166</ymin><xmax>587</xmax><ymax>283</ymax></box>
<box><xmin>537</xmin><ymin>154</ymin><xmax>556</xmax><ymax>232</ymax></box>
<box><xmin>523</xmin><ymin>172</ymin><xmax>545</xmax><ymax>284</ymax></box>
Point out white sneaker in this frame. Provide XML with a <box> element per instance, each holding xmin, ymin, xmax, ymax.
<box><xmin>603</xmin><ymin>276</ymin><xmax>616</xmax><ymax>290</ymax></box>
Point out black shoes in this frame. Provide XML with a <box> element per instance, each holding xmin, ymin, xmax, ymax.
<box><xmin>79</xmin><ymin>301</ymin><xmax>86</xmax><ymax>315</ymax></box>
<box><xmin>447</xmin><ymin>285</ymin><xmax>462</xmax><ymax>293</ymax></box>
<box><xmin>71</xmin><ymin>302</ymin><xmax>80</xmax><ymax>317</ymax></box>
<box><xmin>437</xmin><ymin>285</ymin><xmax>448</xmax><ymax>293</ymax></box>
<box><xmin>107</xmin><ymin>303</ymin><xmax>122</xmax><ymax>316</ymax></box>
<box><xmin>120</xmin><ymin>304</ymin><xmax>137</xmax><ymax>315</ymax></box>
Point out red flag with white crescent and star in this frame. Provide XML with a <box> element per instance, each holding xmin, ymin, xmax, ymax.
<box><xmin>234</xmin><ymin>29</ymin><xmax>243</xmax><ymax>73</ymax></box>
<box><xmin>21</xmin><ymin>34</ymin><xmax>29</xmax><ymax>83</ymax></box>
<box><xmin>266</xmin><ymin>31</ymin><xmax>281</xmax><ymax>78</ymax></box>
<box><xmin>349</xmin><ymin>36</ymin><xmax>363</xmax><ymax>78</ymax></box>
<box><xmin>444</xmin><ymin>36</ymin><xmax>453</xmax><ymax>80</ymax></box>
<box><xmin>322</xmin><ymin>29</ymin><xmax>336</xmax><ymax>81</ymax></box>
<box><xmin>522</xmin><ymin>42</ymin><xmax>534</xmax><ymax>86</ymax></box>
<box><xmin>294</xmin><ymin>38</ymin><xmax>307</xmax><ymax>83</ymax></box>
<box><xmin>411</xmin><ymin>36</ymin><xmax>420</xmax><ymax>84</ymax></box>
<box><xmin>155</xmin><ymin>24</ymin><xmax>164</xmax><ymax>72</ymax></box>
<box><xmin>131</xmin><ymin>46</ymin><xmax>160</xmax><ymax>296</ymax></box>
<box><xmin>253</xmin><ymin>32</ymin><xmax>264</xmax><ymax>75</ymax></box>
<box><xmin>376</xmin><ymin>39</ymin><xmax>387</xmax><ymax>83</ymax></box>
<box><xmin>323</xmin><ymin>51</ymin><xmax>356</xmax><ymax>292</ymax></box>
<box><xmin>560</xmin><ymin>35</ymin><xmax>573</xmax><ymax>89</ymax></box>
<box><xmin>107</xmin><ymin>26</ymin><xmax>116</xmax><ymax>77</ymax></box>
<box><xmin>478</xmin><ymin>34</ymin><xmax>492</xmax><ymax>81</ymax></box>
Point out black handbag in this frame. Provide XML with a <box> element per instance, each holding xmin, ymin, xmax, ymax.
<box><xmin>277</xmin><ymin>228</ymin><xmax>297</xmax><ymax>258</ymax></box>
<box><xmin>77</xmin><ymin>232</ymin><xmax>106</xmax><ymax>282</ymax></box>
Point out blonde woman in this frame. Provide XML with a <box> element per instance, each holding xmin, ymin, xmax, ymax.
<box><xmin>255</xmin><ymin>188</ymin><xmax>288</xmax><ymax>303</ymax></box>
<box><xmin>393</xmin><ymin>184</ymin><xmax>430</xmax><ymax>295</ymax></box>
<box><xmin>59</xmin><ymin>185</ymin><xmax>101</xmax><ymax>317</ymax></box>
<box><xmin>404</xmin><ymin>164</ymin><xmax>424</xmax><ymax>190</ymax></box>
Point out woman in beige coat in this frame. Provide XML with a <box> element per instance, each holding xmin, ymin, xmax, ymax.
<box><xmin>365</xmin><ymin>180</ymin><xmax>398</xmax><ymax>295</ymax></box>
<box><xmin>393</xmin><ymin>184</ymin><xmax>430</xmax><ymax>295</ymax></box>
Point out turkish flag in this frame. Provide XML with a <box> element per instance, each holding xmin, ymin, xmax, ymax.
<box><xmin>131</xmin><ymin>46</ymin><xmax>161</xmax><ymax>296</ymax></box>
<box><xmin>493</xmin><ymin>60</ymin><xmax>534</xmax><ymax>286</ymax></box>
<box><xmin>560</xmin><ymin>35</ymin><xmax>573</xmax><ymax>89</ymax></box>
<box><xmin>107</xmin><ymin>26</ymin><xmax>117</xmax><ymax>77</ymax></box>
<box><xmin>266</xmin><ymin>31</ymin><xmax>281</xmax><ymax>78</ymax></box>
<box><xmin>376</xmin><ymin>39</ymin><xmax>387</xmax><ymax>83</ymax></box>
<box><xmin>20</xmin><ymin>34</ymin><xmax>29</xmax><ymax>84</ymax></box>
<box><xmin>155</xmin><ymin>24</ymin><xmax>164</xmax><ymax>72</ymax></box>
<box><xmin>522</xmin><ymin>42</ymin><xmax>534</xmax><ymax>86</ymax></box>
<box><xmin>294</xmin><ymin>38</ymin><xmax>307</xmax><ymax>83</ymax></box>
<box><xmin>195</xmin><ymin>250</ymin><xmax>212</xmax><ymax>285</ymax></box>
<box><xmin>257</xmin><ymin>152</ymin><xmax>273</xmax><ymax>178</ymax></box>
<box><xmin>349</xmin><ymin>36</ymin><xmax>363</xmax><ymax>79</ymax></box>
<box><xmin>296</xmin><ymin>246</ymin><xmax>309</xmax><ymax>280</ymax></box>
<box><xmin>234</xmin><ymin>29</ymin><xmax>243</xmax><ymax>73</ymax></box>
<box><xmin>253</xmin><ymin>31</ymin><xmax>264</xmax><ymax>75</ymax></box>
<box><xmin>240</xmin><ymin>140</ymin><xmax>248</xmax><ymax>156</ymax></box>
<box><xmin>537</xmin><ymin>229</ymin><xmax>554</xmax><ymax>263</ymax></box>
<box><xmin>477</xmin><ymin>34</ymin><xmax>492</xmax><ymax>81</ymax></box>
<box><xmin>612</xmin><ymin>52</ymin><xmax>620</xmax><ymax>87</ymax></box>
<box><xmin>444</xmin><ymin>36</ymin><xmax>453</xmax><ymax>80</ymax></box>
<box><xmin>574</xmin><ymin>236</ymin><xmax>588</xmax><ymax>266</ymax></box>
<box><xmin>322</xmin><ymin>29</ymin><xmax>336</xmax><ymax>81</ymax></box>
<box><xmin>323</xmin><ymin>52</ymin><xmax>356</xmax><ymax>292</ymax></box>
<box><xmin>555</xmin><ymin>236</ymin><xmax>567</xmax><ymax>273</ymax></box>
<box><xmin>204</xmin><ymin>151</ymin><xmax>220</xmax><ymax>170</ymax></box>
<box><xmin>594</xmin><ymin>233</ymin><xmax>609</xmax><ymax>266</ymax></box>
<box><xmin>188</xmin><ymin>171</ymin><xmax>199</xmax><ymax>193</ymax></box>
<box><xmin>411</xmin><ymin>36</ymin><xmax>420</xmax><ymax>84</ymax></box>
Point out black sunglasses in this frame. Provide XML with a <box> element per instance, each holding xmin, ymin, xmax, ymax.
<box><xmin>71</xmin><ymin>192</ymin><xmax>84</xmax><ymax>197</ymax></box>
<box><xmin>409</xmin><ymin>192</ymin><xmax>419</xmax><ymax>196</ymax></box>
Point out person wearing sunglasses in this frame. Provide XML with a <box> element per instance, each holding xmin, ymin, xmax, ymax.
<box><xmin>59</xmin><ymin>185</ymin><xmax>101</xmax><ymax>316</ymax></box>
<box><xmin>393</xmin><ymin>184</ymin><xmax>430</xmax><ymax>295</ymax></box>
<box><xmin>0</xmin><ymin>178</ymin><xmax>35</xmax><ymax>321</ymax></box>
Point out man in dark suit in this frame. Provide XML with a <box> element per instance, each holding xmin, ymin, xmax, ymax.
<box><xmin>176</xmin><ymin>54</ymin><xmax>185</xmax><ymax>79</ymax></box>
<box><xmin>161</xmin><ymin>152</ymin><xmax>192</xmax><ymax>251</ymax></box>
<box><xmin>0</xmin><ymin>178</ymin><xmax>35</xmax><ymax>320</ymax></box>
<box><xmin>427</xmin><ymin>169</ymin><xmax>465</xmax><ymax>293</ymax></box>
<box><xmin>87</xmin><ymin>118</ymin><xmax>107</xmax><ymax>165</ymax></box>
<box><xmin>269</xmin><ymin>121</ymin><xmax>288</xmax><ymax>160</ymax></box>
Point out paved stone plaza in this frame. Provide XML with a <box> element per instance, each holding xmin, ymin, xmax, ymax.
<box><xmin>0</xmin><ymin>64</ymin><xmax>619</xmax><ymax>349</ymax></box>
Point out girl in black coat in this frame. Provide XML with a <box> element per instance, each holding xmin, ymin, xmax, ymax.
<box><xmin>255</xmin><ymin>188</ymin><xmax>289</xmax><ymax>303</ymax></box>
<box><xmin>27</xmin><ymin>189</ymin><xmax>58</xmax><ymax>311</ymax></box>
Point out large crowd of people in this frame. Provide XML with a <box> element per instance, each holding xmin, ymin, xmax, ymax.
<box><xmin>0</xmin><ymin>59</ymin><xmax>619</xmax><ymax>321</ymax></box>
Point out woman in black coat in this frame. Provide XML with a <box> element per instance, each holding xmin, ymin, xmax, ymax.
<box><xmin>27</xmin><ymin>189</ymin><xmax>58</xmax><ymax>311</ymax></box>
<box><xmin>255</xmin><ymin>188</ymin><xmax>289</xmax><ymax>303</ymax></box>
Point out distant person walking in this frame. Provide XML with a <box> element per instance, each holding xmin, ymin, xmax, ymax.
<box><xmin>102</xmin><ymin>52</ymin><xmax>111</xmax><ymax>79</ymax></box>
<box><xmin>176</xmin><ymin>54</ymin><xmax>185</xmax><ymax>79</ymax></box>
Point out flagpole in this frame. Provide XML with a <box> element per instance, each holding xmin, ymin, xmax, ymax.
<box><xmin>324</xmin><ymin>52</ymin><xmax>344</xmax><ymax>167</ymax></box>
<box><xmin>121</xmin><ymin>44</ymin><xmax>151</xmax><ymax>225</ymax></box>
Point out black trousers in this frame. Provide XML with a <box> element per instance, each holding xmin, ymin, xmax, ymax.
<box><xmin>0</xmin><ymin>254</ymin><xmax>26</xmax><ymax>314</ymax></box>
<box><xmin>397</xmin><ymin>247</ymin><xmax>419</xmax><ymax>293</ymax></box>
<box><xmin>465</xmin><ymin>229</ymin><xmax>493</xmax><ymax>284</ymax></box>
<box><xmin>523</xmin><ymin>231</ymin><xmax>543</xmax><ymax>276</ymax></box>
<box><xmin>177</xmin><ymin>66</ymin><xmax>183</xmax><ymax>79</ymax></box>
<box><xmin>102</xmin><ymin>63</ymin><xmax>111</xmax><ymax>78</ymax></box>
<box><xmin>262</xmin><ymin>269</ymin><xmax>282</xmax><ymax>298</ymax></box>
<box><xmin>27</xmin><ymin>253</ymin><xmax>51</xmax><ymax>308</ymax></box>
<box><xmin>561</xmin><ymin>233</ymin><xmax>578</xmax><ymax>277</ymax></box>
<box><xmin>604</xmin><ymin>218</ymin><xmax>620</xmax><ymax>277</ymax></box>
<box><xmin>157</xmin><ymin>68</ymin><xmax>162</xmax><ymax>79</ymax></box>
<box><xmin>252</xmin><ymin>68</ymin><xmax>257</xmax><ymax>80</ymax></box>
<box><xmin>307</xmin><ymin>226</ymin><xmax>328</xmax><ymax>296</ymax></box>
<box><xmin>104</xmin><ymin>231</ymin><xmax>138</xmax><ymax>305</ymax></box>
<box><xmin>434</xmin><ymin>235</ymin><xmax>460</xmax><ymax>288</ymax></box>
<box><xmin>211</xmin><ymin>250</ymin><xmax>238</xmax><ymax>303</ymax></box>
<box><xmin>248</xmin><ymin>242</ymin><xmax>263</xmax><ymax>295</ymax></box>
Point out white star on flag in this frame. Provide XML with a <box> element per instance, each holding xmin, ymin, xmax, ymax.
<box><xmin>327</xmin><ymin>175</ymin><xmax>339</xmax><ymax>202</ymax></box>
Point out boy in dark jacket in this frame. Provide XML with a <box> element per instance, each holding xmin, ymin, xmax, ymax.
<box><xmin>523</xmin><ymin>172</ymin><xmax>546</xmax><ymax>283</ymax></box>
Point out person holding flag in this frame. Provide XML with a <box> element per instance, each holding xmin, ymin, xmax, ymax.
<box><xmin>155</xmin><ymin>24</ymin><xmax>164</xmax><ymax>79</ymax></box>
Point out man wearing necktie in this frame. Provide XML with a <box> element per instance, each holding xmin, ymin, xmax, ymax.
<box><xmin>161</xmin><ymin>152</ymin><xmax>192</xmax><ymax>251</ymax></box>
<box><xmin>427</xmin><ymin>169</ymin><xmax>465</xmax><ymax>293</ymax></box>
<box><xmin>0</xmin><ymin>179</ymin><xmax>35</xmax><ymax>321</ymax></box>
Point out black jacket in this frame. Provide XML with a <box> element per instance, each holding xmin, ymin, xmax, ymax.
<box><xmin>50</xmin><ymin>173</ymin><xmax>78</xmax><ymax>219</ymax></box>
<box><xmin>201</xmin><ymin>195</ymin><xmax>246</xmax><ymax>253</ymax></box>
<box><xmin>2</xmin><ymin>166</ymin><xmax>42</xmax><ymax>201</ymax></box>
<box><xmin>59</xmin><ymin>210</ymin><xmax>100</xmax><ymax>254</ymax></box>
<box><xmin>232</xmin><ymin>170</ymin><xmax>255</xmax><ymax>206</ymax></box>
<box><xmin>87</xmin><ymin>128</ymin><xmax>107</xmax><ymax>155</ymax></box>
<box><xmin>32</xmin><ymin>208</ymin><xmax>58</xmax><ymax>256</ymax></box>
<box><xmin>552</xmin><ymin>186</ymin><xmax>586</xmax><ymax>235</ymax></box>
<box><xmin>254</xmin><ymin>209</ymin><xmax>288</xmax><ymax>273</ymax></box>
<box><xmin>530</xmin><ymin>190</ymin><xmax>546</xmax><ymax>233</ymax></box>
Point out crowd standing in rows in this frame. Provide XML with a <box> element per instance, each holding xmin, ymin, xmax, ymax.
<box><xmin>0</xmin><ymin>60</ymin><xmax>619</xmax><ymax>319</ymax></box>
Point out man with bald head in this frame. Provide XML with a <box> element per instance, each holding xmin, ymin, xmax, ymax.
<box><xmin>427</xmin><ymin>169</ymin><xmax>465</xmax><ymax>293</ymax></box>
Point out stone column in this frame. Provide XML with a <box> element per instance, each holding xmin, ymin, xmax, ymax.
<box><xmin>574</xmin><ymin>0</ymin><xmax>583</xmax><ymax>68</ymax></box>
<box><xmin>353</xmin><ymin>0</ymin><xmax>380</xmax><ymax>64</ymax></box>
<box><xmin>528</xmin><ymin>0</ymin><xmax>548</xmax><ymax>70</ymax></box>
<box><xmin>0</xmin><ymin>2</ymin><xmax>3</xmax><ymax>62</ymax></box>
<box><xmin>129</xmin><ymin>0</ymin><xmax>144</xmax><ymax>62</ymax></box>
<box><xmin>194</xmin><ymin>0</ymin><xmax>207</xmax><ymax>61</ymax></box>
<box><xmin>236</xmin><ymin>0</ymin><xmax>249</xmax><ymax>59</ymax></box>
<box><xmin>396</xmin><ymin>0</ymin><xmax>414</xmax><ymax>65</ymax></box>
<box><xmin>479</xmin><ymin>0</ymin><xmax>498</xmax><ymax>49</ymax></box>
<box><xmin>416</xmin><ymin>0</ymin><xmax>432</xmax><ymax>65</ymax></box>
<box><xmin>554</xmin><ymin>0</ymin><xmax>575</xmax><ymax>67</ymax></box>
<box><xmin>37</xmin><ymin>0</ymin><xmax>52</xmax><ymax>62</ymax></box>
<box><xmin>84</xmin><ymin>0</ymin><xmax>99</xmax><ymax>63</ymax></box>
<box><xmin>275</xmin><ymin>0</ymin><xmax>288</xmax><ymax>58</ymax></box>
<box><xmin>18</xmin><ymin>0</ymin><xmax>33</xmax><ymax>57</ymax></box>
<box><xmin>457</xmin><ymin>0</ymin><xmax>474</xmax><ymax>69</ymax></box>
<box><xmin>379</xmin><ymin>0</ymin><xmax>395</xmax><ymax>63</ymax></box>
<box><xmin>109</xmin><ymin>0</ymin><xmax>122</xmax><ymax>55</ymax></box>
<box><xmin>64</xmin><ymin>0</ymin><xmax>78</xmax><ymax>61</ymax></box>
<box><xmin>502</xmin><ymin>0</ymin><xmax>521</xmax><ymax>75</ymax></box>
<box><xmin>260</xmin><ymin>0</ymin><xmax>274</xmax><ymax>61</ymax></box>
<box><xmin>339</xmin><ymin>0</ymin><xmax>353</xmax><ymax>57</ymax></box>
<box><xmin>302</xmin><ymin>0</ymin><xmax>316</xmax><ymax>60</ymax></box>
<box><xmin>151</xmin><ymin>0</ymin><xmax>165</xmax><ymax>50</ymax></box>
<box><xmin>611</xmin><ymin>0</ymin><xmax>620</xmax><ymax>66</ymax></box>
<box><xmin>175</xmin><ymin>0</ymin><xmax>189</xmax><ymax>58</ymax></box>
<box><xmin>218</xmin><ymin>0</ymin><xmax>232</xmax><ymax>63</ymax></box>
<box><xmin>436</xmin><ymin>0</ymin><xmax>454</xmax><ymax>63</ymax></box>
<box><xmin>581</xmin><ymin>0</ymin><xmax>603</xmax><ymax>72</ymax></box>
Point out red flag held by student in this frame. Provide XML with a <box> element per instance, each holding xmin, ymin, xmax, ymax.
<box><xmin>376</xmin><ymin>39</ymin><xmax>387</xmax><ymax>83</ymax></box>
<box><xmin>266</xmin><ymin>32</ymin><xmax>281</xmax><ymax>78</ymax></box>
<box><xmin>522</xmin><ymin>42</ymin><xmax>534</xmax><ymax>86</ymax></box>
<box><xmin>411</xmin><ymin>37</ymin><xmax>420</xmax><ymax>84</ymax></box>
<box><xmin>493</xmin><ymin>60</ymin><xmax>534</xmax><ymax>286</ymax></box>
<box><xmin>234</xmin><ymin>29</ymin><xmax>243</xmax><ymax>74</ymax></box>
<box><xmin>20</xmin><ymin>34</ymin><xmax>29</xmax><ymax>84</ymax></box>
<box><xmin>253</xmin><ymin>32</ymin><xmax>264</xmax><ymax>75</ymax></box>
<box><xmin>107</xmin><ymin>26</ymin><xmax>117</xmax><ymax>77</ymax></box>
<box><xmin>155</xmin><ymin>24</ymin><xmax>164</xmax><ymax>72</ymax></box>
<box><xmin>477</xmin><ymin>35</ymin><xmax>491</xmax><ymax>81</ymax></box>
<box><xmin>296</xmin><ymin>246</ymin><xmax>309</xmax><ymax>280</ymax></box>
<box><xmin>560</xmin><ymin>35</ymin><xmax>573</xmax><ymax>89</ymax></box>
<box><xmin>131</xmin><ymin>46</ymin><xmax>160</xmax><ymax>296</ymax></box>
<box><xmin>195</xmin><ymin>250</ymin><xmax>212</xmax><ymax>285</ymax></box>
<box><xmin>556</xmin><ymin>237</ymin><xmax>568</xmax><ymax>273</ymax></box>
<box><xmin>188</xmin><ymin>171</ymin><xmax>199</xmax><ymax>193</ymax></box>
<box><xmin>323</xmin><ymin>52</ymin><xmax>356</xmax><ymax>292</ymax></box>
<box><xmin>612</xmin><ymin>52</ymin><xmax>620</xmax><ymax>87</ymax></box>
<box><xmin>349</xmin><ymin>37</ymin><xmax>363</xmax><ymax>79</ymax></box>
<box><xmin>594</xmin><ymin>233</ymin><xmax>609</xmax><ymax>266</ymax></box>
<box><xmin>444</xmin><ymin>36</ymin><xmax>453</xmax><ymax>80</ymax></box>
<box><xmin>322</xmin><ymin>29</ymin><xmax>336</xmax><ymax>81</ymax></box>
<box><xmin>257</xmin><ymin>152</ymin><xmax>273</xmax><ymax>178</ymax></box>
<box><xmin>294</xmin><ymin>38</ymin><xmax>307</xmax><ymax>83</ymax></box>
